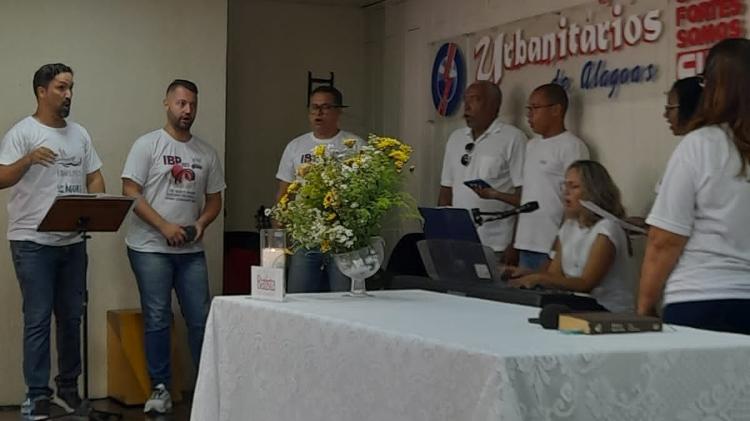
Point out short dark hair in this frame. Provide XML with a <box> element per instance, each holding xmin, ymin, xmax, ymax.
<box><xmin>671</xmin><ymin>77</ymin><xmax>703</xmax><ymax>127</ymax></box>
<box><xmin>166</xmin><ymin>79</ymin><xmax>198</xmax><ymax>95</ymax></box>
<box><xmin>535</xmin><ymin>83</ymin><xmax>569</xmax><ymax>114</ymax></box>
<box><xmin>33</xmin><ymin>63</ymin><xmax>73</xmax><ymax>97</ymax></box>
<box><xmin>311</xmin><ymin>85</ymin><xmax>345</xmax><ymax>107</ymax></box>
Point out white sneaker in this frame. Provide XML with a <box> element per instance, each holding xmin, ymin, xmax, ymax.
<box><xmin>144</xmin><ymin>384</ymin><xmax>173</xmax><ymax>414</ymax></box>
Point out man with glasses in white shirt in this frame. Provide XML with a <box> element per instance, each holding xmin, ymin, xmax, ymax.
<box><xmin>438</xmin><ymin>80</ymin><xmax>527</xmax><ymax>261</ymax></box>
<box><xmin>275</xmin><ymin>86</ymin><xmax>363</xmax><ymax>292</ymax></box>
<box><xmin>514</xmin><ymin>83</ymin><xmax>589</xmax><ymax>270</ymax></box>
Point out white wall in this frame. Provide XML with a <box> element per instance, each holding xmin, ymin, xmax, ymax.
<box><xmin>225</xmin><ymin>0</ymin><xmax>368</xmax><ymax>231</ymax></box>
<box><xmin>0</xmin><ymin>0</ymin><xmax>227</xmax><ymax>403</ymax></box>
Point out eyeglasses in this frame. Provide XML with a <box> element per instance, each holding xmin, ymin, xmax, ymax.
<box><xmin>309</xmin><ymin>103</ymin><xmax>341</xmax><ymax>114</ymax></box>
<box><xmin>525</xmin><ymin>103</ymin><xmax>557</xmax><ymax>112</ymax></box>
<box><xmin>664</xmin><ymin>104</ymin><xmax>680</xmax><ymax>111</ymax></box>
<box><xmin>460</xmin><ymin>142</ymin><xmax>475</xmax><ymax>166</ymax></box>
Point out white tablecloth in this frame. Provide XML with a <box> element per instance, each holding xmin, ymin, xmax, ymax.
<box><xmin>192</xmin><ymin>290</ymin><xmax>750</xmax><ymax>421</ymax></box>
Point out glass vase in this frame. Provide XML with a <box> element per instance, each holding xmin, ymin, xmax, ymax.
<box><xmin>333</xmin><ymin>237</ymin><xmax>385</xmax><ymax>297</ymax></box>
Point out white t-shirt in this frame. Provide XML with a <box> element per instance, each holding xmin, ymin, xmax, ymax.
<box><xmin>647</xmin><ymin>125</ymin><xmax>750</xmax><ymax>306</ymax></box>
<box><xmin>0</xmin><ymin>116</ymin><xmax>102</xmax><ymax>246</ymax></box>
<box><xmin>515</xmin><ymin>131</ymin><xmax>589</xmax><ymax>253</ymax></box>
<box><xmin>557</xmin><ymin>218</ymin><xmax>634</xmax><ymax>313</ymax></box>
<box><xmin>440</xmin><ymin>119</ymin><xmax>526</xmax><ymax>251</ymax></box>
<box><xmin>122</xmin><ymin>129</ymin><xmax>226</xmax><ymax>254</ymax></box>
<box><xmin>276</xmin><ymin>130</ymin><xmax>363</xmax><ymax>183</ymax></box>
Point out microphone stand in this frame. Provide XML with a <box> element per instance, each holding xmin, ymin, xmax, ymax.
<box><xmin>471</xmin><ymin>201</ymin><xmax>539</xmax><ymax>226</ymax></box>
<box><xmin>471</xmin><ymin>209</ymin><xmax>518</xmax><ymax>225</ymax></box>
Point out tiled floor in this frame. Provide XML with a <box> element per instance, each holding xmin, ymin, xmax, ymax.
<box><xmin>0</xmin><ymin>398</ymin><xmax>192</xmax><ymax>421</ymax></box>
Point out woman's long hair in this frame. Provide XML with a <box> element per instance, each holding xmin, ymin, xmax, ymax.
<box><xmin>687</xmin><ymin>38</ymin><xmax>750</xmax><ymax>176</ymax></box>
<box><xmin>672</xmin><ymin>77</ymin><xmax>703</xmax><ymax>128</ymax></box>
<box><xmin>568</xmin><ymin>160</ymin><xmax>626</xmax><ymax>228</ymax></box>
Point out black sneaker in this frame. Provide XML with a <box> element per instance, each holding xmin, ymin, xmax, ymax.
<box><xmin>20</xmin><ymin>396</ymin><xmax>50</xmax><ymax>420</ymax></box>
<box><xmin>55</xmin><ymin>386</ymin><xmax>82</xmax><ymax>414</ymax></box>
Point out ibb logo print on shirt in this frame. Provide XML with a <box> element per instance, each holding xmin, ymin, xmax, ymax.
<box><xmin>171</xmin><ymin>164</ymin><xmax>195</xmax><ymax>184</ymax></box>
<box><xmin>163</xmin><ymin>155</ymin><xmax>182</xmax><ymax>165</ymax></box>
<box><xmin>300</xmin><ymin>153</ymin><xmax>313</xmax><ymax>164</ymax></box>
<box><xmin>163</xmin><ymin>155</ymin><xmax>196</xmax><ymax>184</ymax></box>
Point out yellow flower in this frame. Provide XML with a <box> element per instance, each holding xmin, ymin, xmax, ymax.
<box><xmin>313</xmin><ymin>144</ymin><xmax>326</xmax><ymax>157</ymax></box>
<box><xmin>326</xmin><ymin>212</ymin><xmax>337</xmax><ymax>221</ymax></box>
<box><xmin>278</xmin><ymin>194</ymin><xmax>289</xmax><ymax>208</ymax></box>
<box><xmin>287</xmin><ymin>182</ymin><xmax>300</xmax><ymax>193</ymax></box>
<box><xmin>323</xmin><ymin>190</ymin><xmax>337</xmax><ymax>208</ymax></box>
<box><xmin>394</xmin><ymin>160</ymin><xmax>404</xmax><ymax>169</ymax></box>
<box><xmin>297</xmin><ymin>163</ymin><xmax>311</xmax><ymax>177</ymax></box>
<box><xmin>343</xmin><ymin>138</ymin><xmax>357</xmax><ymax>148</ymax></box>
<box><xmin>320</xmin><ymin>240</ymin><xmax>331</xmax><ymax>253</ymax></box>
<box><xmin>375</xmin><ymin>137</ymin><xmax>400</xmax><ymax>150</ymax></box>
<box><xmin>388</xmin><ymin>150</ymin><xmax>408</xmax><ymax>162</ymax></box>
<box><xmin>399</xmin><ymin>144</ymin><xmax>413</xmax><ymax>155</ymax></box>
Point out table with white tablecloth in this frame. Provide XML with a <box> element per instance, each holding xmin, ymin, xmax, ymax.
<box><xmin>191</xmin><ymin>290</ymin><xmax>750</xmax><ymax>421</ymax></box>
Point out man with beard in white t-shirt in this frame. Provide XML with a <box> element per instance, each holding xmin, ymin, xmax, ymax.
<box><xmin>0</xmin><ymin>63</ymin><xmax>105</xmax><ymax>420</ymax></box>
<box><xmin>275</xmin><ymin>86</ymin><xmax>363</xmax><ymax>293</ymax></box>
<box><xmin>122</xmin><ymin>79</ymin><xmax>225</xmax><ymax>415</ymax></box>
<box><xmin>514</xmin><ymin>83</ymin><xmax>589</xmax><ymax>271</ymax></box>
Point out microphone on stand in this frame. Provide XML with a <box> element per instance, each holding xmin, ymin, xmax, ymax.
<box><xmin>471</xmin><ymin>201</ymin><xmax>539</xmax><ymax>225</ymax></box>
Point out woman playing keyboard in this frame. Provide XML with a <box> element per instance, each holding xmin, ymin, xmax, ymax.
<box><xmin>508</xmin><ymin>160</ymin><xmax>634</xmax><ymax>313</ymax></box>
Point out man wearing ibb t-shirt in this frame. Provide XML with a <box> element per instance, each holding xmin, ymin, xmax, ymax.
<box><xmin>0</xmin><ymin>63</ymin><xmax>105</xmax><ymax>420</ymax></box>
<box><xmin>122</xmin><ymin>79</ymin><xmax>225</xmax><ymax>415</ymax></box>
<box><xmin>274</xmin><ymin>86</ymin><xmax>363</xmax><ymax>292</ymax></box>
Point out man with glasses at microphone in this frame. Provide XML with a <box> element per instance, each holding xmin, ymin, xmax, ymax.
<box><xmin>513</xmin><ymin>83</ymin><xmax>589</xmax><ymax>271</ymax></box>
<box><xmin>438</xmin><ymin>80</ymin><xmax>526</xmax><ymax>261</ymax></box>
<box><xmin>275</xmin><ymin>85</ymin><xmax>363</xmax><ymax>292</ymax></box>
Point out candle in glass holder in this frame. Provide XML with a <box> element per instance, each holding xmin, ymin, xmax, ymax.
<box><xmin>260</xmin><ymin>229</ymin><xmax>287</xmax><ymax>269</ymax></box>
<box><xmin>261</xmin><ymin>247</ymin><xmax>286</xmax><ymax>269</ymax></box>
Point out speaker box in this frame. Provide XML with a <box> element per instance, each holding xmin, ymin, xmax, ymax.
<box><xmin>106</xmin><ymin>309</ymin><xmax>183</xmax><ymax>405</ymax></box>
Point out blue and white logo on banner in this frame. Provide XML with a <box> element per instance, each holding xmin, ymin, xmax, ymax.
<box><xmin>431</xmin><ymin>42</ymin><xmax>466</xmax><ymax>117</ymax></box>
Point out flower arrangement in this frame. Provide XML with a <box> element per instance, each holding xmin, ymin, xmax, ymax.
<box><xmin>271</xmin><ymin>134</ymin><xmax>414</xmax><ymax>254</ymax></box>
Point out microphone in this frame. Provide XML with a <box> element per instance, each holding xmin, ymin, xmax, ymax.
<box><xmin>472</xmin><ymin>201</ymin><xmax>539</xmax><ymax>225</ymax></box>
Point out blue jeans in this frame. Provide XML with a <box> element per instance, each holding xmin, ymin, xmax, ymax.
<box><xmin>519</xmin><ymin>250</ymin><xmax>550</xmax><ymax>271</ymax></box>
<box><xmin>286</xmin><ymin>248</ymin><xmax>349</xmax><ymax>293</ymax></box>
<box><xmin>10</xmin><ymin>241</ymin><xmax>86</xmax><ymax>399</ymax></box>
<box><xmin>127</xmin><ymin>249</ymin><xmax>210</xmax><ymax>387</ymax></box>
<box><xmin>663</xmin><ymin>299</ymin><xmax>750</xmax><ymax>335</ymax></box>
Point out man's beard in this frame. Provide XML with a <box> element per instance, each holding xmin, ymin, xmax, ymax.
<box><xmin>59</xmin><ymin>103</ymin><xmax>71</xmax><ymax>118</ymax></box>
<box><xmin>170</xmin><ymin>112</ymin><xmax>194</xmax><ymax>130</ymax></box>
<box><xmin>177</xmin><ymin>118</ymin><xmax>193</xmax><ymax>130</ymax></box>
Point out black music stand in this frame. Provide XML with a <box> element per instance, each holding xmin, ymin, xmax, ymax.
<box><xmin>38</xmin><ymin>195</ymin><xmax>134</xmax><ymax>420</ymax></box>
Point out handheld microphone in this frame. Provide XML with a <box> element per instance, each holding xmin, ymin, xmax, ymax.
<box><xmin>472</xmin><ymin>201</ymin><xmax>539</xmax><ymax>225</ymax></box>
<box><xmin>183</xmin><ymin>225</ymin><xmax>197</xmax><ymax>242</ymax></box>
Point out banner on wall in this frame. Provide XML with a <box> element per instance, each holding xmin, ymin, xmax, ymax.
<box><xmin>428</xmin><ymin>0</ymin><xmax>750</xmax><ymax>118</ymax></box>
<box><xmin>673</xmin><ymin>0</ymin><xmax>747</xmax><ymax>78</ymax></box>
<box><xmin>471</xmin><ymin>1</ymin><xmax>667</xmax><ymax>99</ymax></box>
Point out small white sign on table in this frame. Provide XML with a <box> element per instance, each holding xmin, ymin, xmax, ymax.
<box><xmin>251</xmin><ymin>266</ymin><xmax>285</xmax><ymax>302</ymax></box>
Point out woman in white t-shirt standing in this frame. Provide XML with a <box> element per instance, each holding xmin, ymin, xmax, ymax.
<box><xmin>511</xmin><ymin>160</ymin><xmax>634</xmax><ymax>312</ymax></box>
<box><xmin>638</xmin><ymin>38</ymin><xmax>750</xmax><ymax>334</ymax></box>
